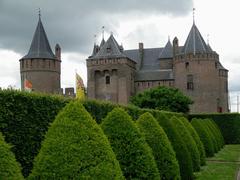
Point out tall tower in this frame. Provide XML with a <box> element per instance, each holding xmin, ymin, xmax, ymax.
<box><xmin>19</xmin><ymin>14</ymin><xmax>61</xmax><ymax>93</ymax></box>
<box><xmin>87</xmin><ymin>34</ymin><xmax>136</xmax><ymax>104</ymax></box>
<box><xmin>173</xmin><ymin>22</ymin><xmax>228</xmax><ymax>113</ymax></box>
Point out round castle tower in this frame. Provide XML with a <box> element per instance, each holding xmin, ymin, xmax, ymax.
<box><xmin>173</xmin><ymin>23</ymin><xmax>228</xmax><ymax>113</ymax></box>
<box><xmin>19</xmin><ymin>16</ymin><xmax>61</xmax><ymax>94</ymax></box>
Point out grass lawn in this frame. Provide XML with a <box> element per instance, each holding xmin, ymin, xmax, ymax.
<box><xmin>195</xmin><ymin>145</ymin><xmax>240</xmax><ymax>180</ymax></box>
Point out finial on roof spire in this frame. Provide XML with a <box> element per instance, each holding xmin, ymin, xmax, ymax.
<box><xmin>193</xmin><ymin>7</ymin><xmax>196</xmax><ymax>24</ymax></box>
<box><xmin>111</xmin><ymin>31</ymin><xmax>113</xmax><ymax>35</ymax></box>
<box><xmin>38</xmin><ymin>8</ymin><xmax>41</xmax><ymax>19</ymax></box>
<box><xmin>102</xmin><ymin>26</ymin><xmax>105</xmax><ymax>40</ymax></box>
<box><xmin>94</xmin><ymin>34</ymin><xmax>97</xmax><ymax>45</ymax></box>
<box><xmin>168</xmin><ymin>35</ymin><xmax>170</xmax><ymax>41</ymax></box>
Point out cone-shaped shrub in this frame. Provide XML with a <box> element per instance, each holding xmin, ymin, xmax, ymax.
<box><xmin>170</xmin><ymin>116</ymin><xmax>200</xmax><ymax>172</ymax></box>
<box><xmin>0</xmin><ymin>133</ymin><xmax>24</xmax><ymax>180</ymax></box>
<box><xmin>29</xmin><ymin>101</ymin><xmax>124</xmax><ymax>179</ymax></box>
<box><xmin>199</xmin><ymin>119</ymin><xmax>218</xmax><ymax>153</ymax></box>
<box><xmin>208</xmin><ymin>119</ymin><xmax>225</xmax><ymax>147</ymax></box>
<box><xmin>205</xmin><ymin>119</ymin><xmax>224</xmax><ymax>150</ymax></box>
<box><xmin>191</xmin><ymin>118</ymin><xmax>215</xmax><ymax>157</ymax></box>
<box><xmin>155</xmin><ymin>113</ymin><xmax>194</xmax><ymax>180</ymax></box>
<box><xmin>136</xmin><ymin>112</ymin><xmax>180</xmax><ymax>180</ymax></box>
<box><xmin>101</xmin><ymin>108</ymin><xmax>160</xmax><ymax>180</ymax></box>
<box><xmin>179</xmin><ymin>117</ymin><xmax>206</xmax><ymax>166</ymax></box>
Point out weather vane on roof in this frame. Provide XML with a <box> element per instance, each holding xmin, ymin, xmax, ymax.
<box><xmin>193</xmin><ymin>7</ymin><xmax>196</xmax><ymax>24</ymax></box>
<box><xmin>102</xmin><ymin>26</ymin><xmax>105</xmax><ymax>40</ymax></box>
<box><xmin>38</xmin><ymin>8</ymin><xmax>41</xmax><ymax>18</ymax></box>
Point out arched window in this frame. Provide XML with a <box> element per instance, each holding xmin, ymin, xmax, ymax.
<box><xmin>106</xmin><ymin>76</ymin><xmax>110</xmax><ymax>84</ymax></box>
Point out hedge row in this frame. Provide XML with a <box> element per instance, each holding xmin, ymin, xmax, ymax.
<box><xmin>0</xmin><ymin>90</ymin><xmax>69</xmax><ymax>177</ymax></box>
<box><xmin>29</xmin><ymin>101</ymin><xmax>124</xmax><ymax>179</ymax></box>
<box><xmin>0</xmin><ymin>132</ymin><xmax>24</xmax><ymax>179</ymax></box>
<box><xmin>189</xmin><ymin>113</ymin><xmax>240</xmax><ymax>144</ymax></box>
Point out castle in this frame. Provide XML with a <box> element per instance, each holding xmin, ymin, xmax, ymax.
<box><xmin>87</xmin><ymin>22</ymin><xmax>229</xmax><ymax>113</ymax></box>
<box><xmin>19</xmin><ymin>15</ymin><xmax>229</xmax><ymax>113</ymax></box>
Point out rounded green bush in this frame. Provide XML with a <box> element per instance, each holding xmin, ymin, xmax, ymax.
<box><xmin>101</xmin><ymin>108</ymin><xmax>160</xmax><ymax>180</ymax></box>
<box><xmin>155</xmin><ymin>113</ymin><xmax>194</xmax><ymax>180</ymax></box>
<box><xmin>191</xmin><ymin>118</ymin><xmax>215</xmax><ymax>157</ymax></box>
<box><xmin>136</xmin><ymin>112</ymin><xmax>180</xmax><ymax>180</ymax></box>
<box><xmin>0</xmin><ymin>133</ymin><xmax>24</xmax><ymax>180</ymax></box>
<box><xmin>179</xmin><ymin>117</ymin><xmax>206</xmax><ymax>166</ymax></box>
<box><xmin>29</xmin><ymin>101</ymin><xmax>124</xmax><ymax>179</ymax></box>
<box><xmin>170</xmin><ymin>116</ymin><xmax>200</xmax><ymax>172</ymax></box>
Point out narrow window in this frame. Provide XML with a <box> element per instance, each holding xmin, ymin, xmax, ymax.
<box><xmin>106</xmin><ymin>76</ymin><xmax>110</xmax><ymax>84</ymax></box>
<box><xmin>185</xmin><ymin>62</ymin><xmax>189</xmax><ymax>69</ymax></box>
<box><xmin>187</xmin><ymin>74</ymin><xmax>194</xmax><ymax>90</ymax></box>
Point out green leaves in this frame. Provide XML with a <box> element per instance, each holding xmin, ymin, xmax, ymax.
<box><xmin>130</xmin><ymin>86</ymin><xmax>193</xmax><ymax>113</ymax></box>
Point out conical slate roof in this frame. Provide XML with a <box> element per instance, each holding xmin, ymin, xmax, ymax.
<box><xmin>91</xmin><ymin>34</ymin><xmax>127</xmax><ymax>59</ymax></box>
<box><xmin>182</xmin><ymin>23</ymin><xmax>212</xmax><ymax>54</ymax></box>
<box><xmin>99</xmin><ymin>38</ymin><xmax>105</xmax><ymax>48</ymax></box>
<box><xmin>22</xmin><ymin>17</ymin><xmax>56</xmax><ymax>59</ymax></box>
<box><xmin>159</xmin><ymin>40</ymin><xmax>173</xmax><ymax>59</ymax></box>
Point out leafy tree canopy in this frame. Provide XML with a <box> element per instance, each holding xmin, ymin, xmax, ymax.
<box><xmin>130</xmin><ymin>86</ymin><xmax>193</xmax><ymax>113</ymax></box>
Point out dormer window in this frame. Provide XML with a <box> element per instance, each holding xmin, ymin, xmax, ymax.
<box><xmin>107</xmin><ymin>46</ymin><xmax>111</xmax><ymax>53</ymax></box>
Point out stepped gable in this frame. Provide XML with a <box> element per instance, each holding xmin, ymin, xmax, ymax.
<box><xmin>22</xmin><ymin>17</ymin><xmax>56</xmax><ymax>60</ymax></box>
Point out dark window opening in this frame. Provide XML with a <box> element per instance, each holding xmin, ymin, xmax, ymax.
<box><xmin>106</xmin><ymin>76</ymin><xmax>110</xmax><ymax>84</ymax></box>
<box><xmin>185</xmin><ymin>62</ymin><xmax>189</xmax><ymax>69</ymax></box>
<box><xmin>187</xmin><ymin>74</ymin><xmax>194</xmax><ymax>90</ymax></box>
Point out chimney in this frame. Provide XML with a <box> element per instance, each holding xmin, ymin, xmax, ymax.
<box><xmin>173</xmin><ymin>37</ymin><xmax>179</xmax><ymax>56</ymax></box>
<box><xmin>139</xmin><ymin>43</ymin><xmax>144</xmax><ymax>69</ymax></box>
<box><xmin>55</xmin><ymin>44</ymin><xmax>61</xmax><ymax>60</ymax></box>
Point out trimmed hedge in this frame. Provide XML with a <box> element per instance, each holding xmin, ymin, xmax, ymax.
<box><xmin>191</xmin><ymin>118</ymin><xmax>215</xmax><ymax>157</ymax></box>
<box><xmin>179</xmin><ymin>117</ymin><xmax>206</xmax><ymax>166</ymax></box>
<box><xmin>29</xmin><ymin>101</ymin><xmax>124</xmax><ymax>179</ymax></box>
<box><xmin>0</xmin><ymin>90</ymin><xmax>69</xmax><ymax>177</ymax></box>
<box><xmin>189</xmin><ymin>113</ymin><xmax>240</xmax><ymax>144</ymax></box>
<box><xmin>101</xmin><ymin>108</ymin><xmax>160</xmax><ymax>180</ymax></box>
<box><xmin>0</xmin><ymin>132</ymin><xmax>24</xmax><ymax>179</ymax></box>
<box><xmin>136</xmin><ymin>112</ymin><xmax>180</xmax><ymax>180</ymax></box>
<box><xmin>154</xmin><ymin>113</ymin><xmax>194</xmax><ymax>180</ymax></box>
<box><xmin>170</xmin><ymin>116</ymin><xmax>201</xmax><ymax>172</ymax></box>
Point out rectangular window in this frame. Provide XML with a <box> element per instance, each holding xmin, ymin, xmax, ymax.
<box><xmin>187</xmin><ymin>74</ymin><xmax>194</xmax><ymax>90</ymax></box>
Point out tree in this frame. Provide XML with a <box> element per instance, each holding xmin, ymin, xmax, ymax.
<box><xmin>130</xmin><ymin>86</ymin><xmax>193</xmax><ymax>113</ymax></box>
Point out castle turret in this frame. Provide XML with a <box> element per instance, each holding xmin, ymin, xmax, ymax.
<box><xmin>174</xmin><ymin>22</ymin><xmax>228</xmax><ymax>113</ymax></box>
<box><xmin>86</xmin><ymin>34</ymin><xmax>136</xmax><ymax>104</ymax></box>
<box><xmin>19</xmin><ymin>15</ymin><xmax>61</xmax><ymax>94</ymax></box>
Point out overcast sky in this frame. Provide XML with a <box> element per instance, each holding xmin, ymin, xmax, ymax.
<box><xmin>0</xmin><ymin>0</ymin><xmax>240</xmax><ymax>111</ymax></box>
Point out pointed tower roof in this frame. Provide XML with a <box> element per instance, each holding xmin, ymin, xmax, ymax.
<box><xmin>91</xmin><ymin>34</ymin><xmax>127</xmax><ymax>59</ymax></box>
<box><xmin>22</xmin><ymin>17</ymin><xmax>56</xmax><ymax>60</ymax></box>
<box><xmin>99</xmin><ymin>38</ymin><xmax>105</xmax><ymax>48</ymax></box>
<box><xmin>182</xmin><ymin>23</ymin><xmax>212</xmax><ymax>54</ymax></box>
<box><xmin>159</xmin><ymin>39</ymin><xmax>173</xmax><ymax>59</ymax></box>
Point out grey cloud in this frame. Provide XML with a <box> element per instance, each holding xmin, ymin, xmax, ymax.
<box><xmin>0</xmin><ymin>0</ymin><xmax>193</xmax><ymax>56</ymax></box>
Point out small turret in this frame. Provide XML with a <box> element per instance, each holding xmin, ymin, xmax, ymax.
<box><xmin>173</xmin><ymin>37</ymin><xmax>179</xmax><ymax>56</ymax></box>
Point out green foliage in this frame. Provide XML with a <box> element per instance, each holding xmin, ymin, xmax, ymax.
<box><xmin>136</xmin><ymin>112</ymin><xmax>180</xmax><ymax>180</ymax></box>
<box><xmin>29</xmin><ymin>101</ymin><xmax>124</xmax><ymax>179</ymax></box>
<box><xmin>130</xmin><ymin>86</ymin><xmax>193</xmax><ymax>113</ymax></box>
<box><xmin>199</xmin><ymin>119</ymin><xmax>219</xmax><ymax>153</ymax></box>
<box><xmin>155</xmin><ymin>113</ymin><xmax>194</xmax><ymax>179</ymax></box>
<box><xmin>189</xmin><ymin>113</ymin><xmax>240</xmax><ymax>144</ymax></box>
<box><xmin>0</xmin><ymin>90</ymin><xmax>69</xmax><ymax>177</ymax></box>
<box><xmin>179</xmin><ymin>117</ymin><xmax>206</xmax><ymax>166</ymax></box>
<box><xmin>0</xmin><ymin>132</ymin><xmax>24</xmax><ymax>180</ymax></box>
<box><xmin>170</xmin><ymin>116</ymin><xmax>201</xmax><ymax>172</ymax></box>
<box><xmin>101</xmin><ymin>108</ymin><xmax>160</xmax><ymax>180</ymax></box>
<box><xmin>191</xmin><ymin>118</ymin><xmax>215</xmax><ymax>157</ymax></box>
